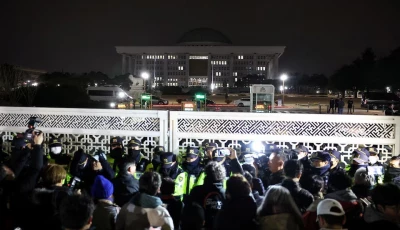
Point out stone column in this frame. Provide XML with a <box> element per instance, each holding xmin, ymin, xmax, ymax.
<box><xmin>128</xmin><ymin>56</ymin><xmax>133</xmax><ymax>74</ymax></box>
<box><xmin>121</xmin><ymin>54</ymin><xmax>126</xmax><ymax>75</ymax></box>
<box><xmin>229</xmin><ymin>54</ymin><xmax>234</xmax><ymax>88</ymax></box>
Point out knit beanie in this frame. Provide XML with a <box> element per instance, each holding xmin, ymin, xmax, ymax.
<box><xmin>91</xmin><ymin>175</ymin><xmax>114</xmax><ymax>200</ymax></box>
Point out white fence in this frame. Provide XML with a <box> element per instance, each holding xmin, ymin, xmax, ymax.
<box><xmin>0</xmin><ymin>107</ymin><xmax>168</xmax><ymax>157</ymax></box>
<box><xmin>169</xmin><ymin>111</ymin><xmax>400</xmax><ymax>163</ymax></box>
<box><xmin>0</xmin><ymin>107</ymin><xmax>399</xmax><ymax>163</ymax></box>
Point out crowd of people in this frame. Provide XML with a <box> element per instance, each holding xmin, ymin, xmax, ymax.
<box><xmin>1</xmin><ymin>132</ymin><xmax>400</xmax><ymax>230</ymax></box>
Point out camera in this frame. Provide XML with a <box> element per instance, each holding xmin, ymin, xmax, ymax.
<box><xmin>69</xmin><ymin>176</ymin><xmax>81</xmax><ymax>191</ymax></box>
<box><xmin>25</xmin><ymin>117</ymin><xmax>42</xmax><ymax>141</ymax></box>
<box><xmin>218</xmin><ymin>148</ymin><xmax>231</xmax><ymax>156</ymax></box>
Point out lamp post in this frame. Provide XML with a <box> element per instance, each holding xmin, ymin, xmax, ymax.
<box><xmin>280</xmin><ymin>74</ymin><xmax>288</xmax><ymax>105</ymax></box>
<box><xmin>141</xmin><ymin>72</ymin><xmax>149</xmax><ymax>93</ymax></box>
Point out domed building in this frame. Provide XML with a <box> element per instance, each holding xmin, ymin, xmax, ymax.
<box><xmin>116</xmin><ymin>28</ymin><xmax>284</xmax><ymax>89</ymax></box>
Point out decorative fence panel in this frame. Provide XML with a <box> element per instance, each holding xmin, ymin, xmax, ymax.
<box><xmin>170</xmin><ymin>111</ymin><xmax>400</xmax><ymax>163</ymax></box>
<box><xmin>0</xmin><ymin>107</ymin><xmax>168</xmax><ymax>157</ymax></box>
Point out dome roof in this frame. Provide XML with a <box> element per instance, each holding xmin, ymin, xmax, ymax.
<box><xmin>177</xmin><ymin>28</ymin><xmax>232</xmax><ymax>46</ymax></box>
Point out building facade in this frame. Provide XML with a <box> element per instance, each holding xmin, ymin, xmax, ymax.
<box><xmin>116</xmin><ymin>28</ymin><xmax>285</xmax><ymax>89</ymax></box>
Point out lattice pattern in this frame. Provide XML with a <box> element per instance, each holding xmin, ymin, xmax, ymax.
<box><xmin>178</xmin><ymin>138</ymin><xmax>394</xmax><ymax>164</ymax></box>
<box><xmin>0</xmin><ymin>131</ymin><xmax>159</xmax><ymax>157</ymax></box>
<box><xmin>0</xmin><ymin>113</ymin><xmax>160</xmax><ymax>131</ymax></box>
<box><xmin>177</xmin><ymin>119</ymin><xmax>395</xmax><ymax>139</ymax></box>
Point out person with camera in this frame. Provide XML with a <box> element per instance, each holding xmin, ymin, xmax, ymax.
<box><xmin>9</xmin><ymin>132</ymin><xmax>45</xmax><ymax>229</ymax></box>
<box><xmin>70</xmin><ymin>150</ymin><xmax>115</xmax><ymax>194</ymax></box>
<box><xmin>209</xmin><ymin>148</ymin><xmax>244</xmax><ymax>178</ymax></box>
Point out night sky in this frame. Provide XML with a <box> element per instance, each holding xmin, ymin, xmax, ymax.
<box><xmin>1</xmin><ymin>0</ymin><xmax>399</xmax><ymax>77</ymax></box>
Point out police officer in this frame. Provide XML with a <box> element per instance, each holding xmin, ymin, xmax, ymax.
<box><xmin>159</xmin><ymin>152</ymin><xmax>183</xmax><ymax>179</ymax></box>
<box><xmin>293</xmin><ymin>145</ymin><xmax>311</xmax><ymax>170</ymax></box>
<box><xmin>48</xmin><ymin>137</ymin><xmax>71</xmax><ymax>166</ymax></box>
<box><xmin>301</xmin><ymin>152</ymin><xmax>331</xmax><ymax>194</ymax></box>
<box><xmin>328</xmin><ymin>150</ymin><xmax>345</xmax><ymax>174</ymax></box>
<box><xmin>347</xmin><ymin>149</ymin><xmax>369</xmax><ymax>178</ymax></box>
<box><xmin>368</xmin><ymin>147</ymin><xmax>385</xmax><ymax>184</ymax></box>
<box><xmin>174</xmin><ymin>147</ymin><xmax>204</xmax><ymax>198</ymax></box>
<box><xmin>127</xmin><ymin>138</ymin><xmax>149</xmax><ymax>174</ymax></box>
<box><xmin>109</xmin><ymin>136</ymin><xmax>124</xmax><ymax>171</ymax></box>
<box><xmin>149</xmin><ymin>146</ymin><xmax>165</xmax><ymax>172</ymax></box>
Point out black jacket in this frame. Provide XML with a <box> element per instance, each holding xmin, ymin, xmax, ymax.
<box><xmin>281</xmin><ymin>178</ymin><xmax>314</xmax><ymax>213</ymax></box>
<box><xmin>112</xmin><ymin>173</ymin><xmax>139</xmax><ymax>207</ymax></box>
<box><xmin>10</xmin><ymin>146</ymin><xmax>44</xmax><ymax>228</ymax></box>
<box><xmin>161</xmin><ymin>195</ymin><xmax>183</xmax><ymax>229</ymax></box>
<box><xmin>263</xmin><ymin>169</ymin><xmax>285</xmax><ymax>189</ymax></box>
<box><xmin>23</xmin><ymin>186</ymin><xmax>71</xmax><ymax>230</ymax></box>
<box><xmin>222</xmin><ymin>158</ymin><xmax>243</xmax><ymax>177</ymax></box>
<box><xmin>186</xmin><ymin>181</ymin><xmax>226</xmax><ymax>228</ymax></box>
<box><xmin>215</xmin><ymin>196</ymin><xmax>257</xmax><ymax>230</ymax></box>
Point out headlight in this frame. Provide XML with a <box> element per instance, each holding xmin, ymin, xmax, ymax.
<box><xmin>118</xmin><ymin>92</ymin><xmax>125</xmax><ymax>98</ymax></box>
<box><xmin>110</xmin><ymin>102</ymin><xmax>116</xmax><ymax>108</ymax></box>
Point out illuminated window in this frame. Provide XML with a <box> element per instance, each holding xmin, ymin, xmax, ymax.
<box><xmin>233</xmin><ymin>72</ymin><xmax>237</xmax><ymax>76</ymax></box>
<box><xmin>235</xmin><ymin>78</ymin><xmax>237</xmax><ymax>82</ymax></box>
<box><xmin>178</xmin><ymin>66</ymin><xmax>183</xmax><ymax>70</ymax></box>
<box><xmin>238</xmin><ymin>55</ymin><xmax>243</xmax><ymax>60</ymax></box>
<box><xmin>190</xmin><ymin>56</ymin><xmax>208</xmax><ymax>59</ymax></box>
<box><xmin>216</xmin><ymin>72</ymin><xmax>221</xmax><ymax>76</ymax></box>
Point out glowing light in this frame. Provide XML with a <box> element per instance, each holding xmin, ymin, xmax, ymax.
<box><xmin>32</xmin><ymin>82</ymin><xmax>38</xmax><ymax>86</ymax></box>
<box><xmin>251</xmin><ymin>141</ymin><xmax>264</xmax><ymax>153</ymax></box>
<box><xmin>110</xmin><ymin>102</ymin><xmax>116</xmax><ymax>108</ymax></box>
<box><xmin>141</xmin><ymin>72</ymin><xmax>149</xmax><ymax>79</ymax></box>
<box><xmin>280</xmin><ymin>74</ymin><xmax>288</xmax><ymax>81</ymax></box>
<box><xmin>118</xmin><ymin>92</ymin><xmax>125</xmax><ymax>98</ymax></box>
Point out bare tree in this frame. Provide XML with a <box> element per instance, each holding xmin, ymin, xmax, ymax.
<box><xmin>20</xmin><ymin>84</ymin><xmax>38</xmax><ymax>106</ymax></box>
<box><xmin>0</xmin><ymin>64</ymin><xmax>24</xmax><ymax>105</ymax></box>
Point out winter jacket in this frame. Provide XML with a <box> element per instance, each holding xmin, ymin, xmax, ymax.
<box><xmin>186</xmin><ymin>181</ymin><xmax>225</xmax><ymax>229</ymax></box>
<box><xmin>92</xmin><ymin>200</ymin><xmax>121</xmax><ymax>230</ymax></box>
<box><xmin>325</xmin><ymin>188</ymin><xmax>363</xmax><ymax>230</ymax></box>
<box><xmin>215</xmin><ymin>195</ymin><xmax>257</xmax><ymax>230</ymax></box>
<box><xmin>23</xmin><ymin>186</ymin><xmax>71</xmax><ymax>230</ymax></box>
<box><xmin>222</xmin><ymin>158</ymin><xmax>244</xmax><ymax>177</ymax></box>
<box><xmin>160</xmin><ymin>195</ymin><xmax>183</xmax><ymax>229</ymax></box>
<box><xmin>116</xmin><ymin>192</ymin><xmax>174</xmax><ymax>230</ymax></box>
<box><xmin>259</xmin><ymin>213</ymin><xmax>302</xmax><ymax>230</ymax></box>
<box><xmin>263</xmin><ymin>169</ymin><xmax>285</xmax><ymax>189</ymax></box>
<box><xmin>351</xmin><ymin>184</ymin><xmax>370</xmax><ymax>199</ymax></box>
<box><xmin>252</xmin><ymin>190</ymin><xmax>264</xmax><ymax>207</ymax></box>
<box><xmin>252</xmin><ymin>177</ymin><xmax>265</xmax><ymax>196</ymax></box>
<box><xmin>112</xmin><ymin>173</ymin><xmax>139</xmax><ymax>207</ymax></box>
<box><xmin>281</xmin><ymin>178</ymin><xmax>314</xmax><ymax>213</ymax></box>
<box><xmin>360</xmin><ymin>205</ymin><xmax>400</xmax><ymax>230</ymax></box>
<box><xmin>302</xmin><ymin>194</ymin><xmax>324</xmax><ymax>230</ymax></box>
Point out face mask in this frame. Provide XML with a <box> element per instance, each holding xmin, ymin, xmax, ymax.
<box><xmin>128</xmin><ymin>149</ymin><xmax>141</xmax><ymax>159</ymax></box>
<box><xmin>369</xmin><ymin>156</ymin><xmax>379</xmax><ymax>165</ymax></box>
<box><xmin>51</xmin><ymin>146</ymin><xmax>62</xmax><ymax>155</ymax></box>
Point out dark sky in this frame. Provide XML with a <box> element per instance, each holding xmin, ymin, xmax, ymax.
<box><xmin>1</xmin><ymin>0</ymin><xmax>399</xmax><ymax>77</ymax></box>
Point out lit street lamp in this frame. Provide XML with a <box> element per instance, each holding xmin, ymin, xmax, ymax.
<box><xmin>280</xmin><ymin>74</ymin><xmax>288</xmax><ymax>105</ymax></box>
<box><xmin>141</xmin><ymin>72</ymin><xmax>149</xmax><ymax>93</ymax></box>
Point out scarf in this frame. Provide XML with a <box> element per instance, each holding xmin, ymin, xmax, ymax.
<box><xmin>312</xmin><ymin>164</ymin><xmax>330</xmax><ymax>176</ymax></box>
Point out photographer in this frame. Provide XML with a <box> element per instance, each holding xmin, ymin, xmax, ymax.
<box><xmin>10</xmin><ymin>132</ymin><xmax>44</xmax><ymax>229</ymax></box>
<box><xmin>210</xmin><ymin>148</ymin><xmax>244</xmax><ymax>178</ymax></box>
<box><xmin>70</xmin><ymin>150</ymin><xmax>115</xmax><ymax>194</ymax></box>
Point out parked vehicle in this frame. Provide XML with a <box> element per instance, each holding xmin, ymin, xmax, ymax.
<box><xmin>233</xmin><ymin>98</ymin><xmax>251</xmax><ymax>107</ymax></box>
<box><xmin>87</xmin><ymin>85</ymin><xmax>132</xmax><ymax>103</ymax></box>
<box><xmin>152</xmin><ymin>96</ymin><xmax>169</xmax><ymax>105</ymax></box>
<box><xmin>361</xmin><ymin>92</ymin><xmax>400</xmax><ymax>110</ymax></box>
